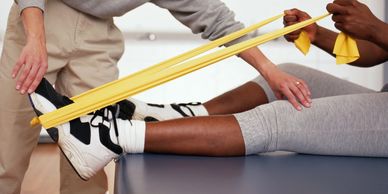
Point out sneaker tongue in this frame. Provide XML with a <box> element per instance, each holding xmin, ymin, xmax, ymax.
<box><xmin>35</xmin><ymin>78</ymin><xmax>74</xmax><ymax>109</ymax></box>
<box><xmin>117</xmin><ymin>100</ymin><xmax>136</xmax><ymax>120</ymax></box>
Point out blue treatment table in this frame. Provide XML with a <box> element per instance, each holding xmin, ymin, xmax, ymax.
<box><xmin>114</xmin><ymin>152</ymin><xmax>388</xmax><ymax>194</ymax></box>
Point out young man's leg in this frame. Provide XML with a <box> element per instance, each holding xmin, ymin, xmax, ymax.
<box><xmin>128</xmin><ymin>92</ymin><xmax>388</xmax><ymax>157</ymax></box>
<box><xmin>131</xmin><ymin>92</ymin><xmax>388</xmax><ymax>157</ymax></box>
<box><xmin>128</xmin><ymin>63</ymin><xmax>375</xmax><ymax>120</ymax></box>
<box><xmin>105</xmin><ymin>65</ymin><xmax>385</xmax><ymax>157</ymax></box>
<box><xmin>235</xmin><ymin>92</ymin><xmax>388</xmax><ymax>156</ymax></box>
<box><xmin>30</xmin><ymin>83</ymin><xmax>388</xmax><ymax>162</ymax></box>
<box><xmin>141</xmin><ymin>65</ymin><xmax>381</xmax><ymax>156</ymax></box>
<box><xmin>51</xmin><ymin>2</ymin><xmax>125</xmax><ymax>193</ymax></box>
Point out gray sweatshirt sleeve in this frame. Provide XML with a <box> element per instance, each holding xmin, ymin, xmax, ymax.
<box><xmin>150</xmin><ymin>0</ymin><xmax>251</xmax><ymax>46</ymax></box>
<box><xmin>16</xmin><ymin>0</ymin><xmax>45</xmax><ymax>13</ymax></box>
<box><xmin>60</xmin><ymin>0</ymin><xmax>251</xmax><ymax>46</ymax></box>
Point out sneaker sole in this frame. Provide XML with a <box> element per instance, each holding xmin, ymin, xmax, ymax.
<box><xmin>58</xmin><ymin>129</ymin><xmax>95</xmax><ymax>181</ymax></box>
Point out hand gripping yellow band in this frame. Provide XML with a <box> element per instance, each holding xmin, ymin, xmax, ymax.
<box><xmin>294</xmin><ymin>30</ymin><xmax>359</xmax><ymax>64</ymax></box>
<box><xmin>32</xmin><ymin>12</ymin><xmax>357</xmax><ymax>129</ymax></box>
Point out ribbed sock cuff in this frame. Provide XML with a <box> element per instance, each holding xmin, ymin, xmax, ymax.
<box><xmin>118</xmin><ymin>120</ymin><xmax>146</xmax><ymax>154</ymax></box>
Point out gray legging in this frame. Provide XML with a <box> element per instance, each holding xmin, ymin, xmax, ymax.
<box><xmin>234</xmin><ymin>63</ymin><xmax>388</xmax><ymax>157</ymax></box>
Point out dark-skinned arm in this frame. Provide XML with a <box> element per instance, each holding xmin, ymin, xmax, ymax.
<box><xmin>313</xmin><ymin>25</ymin><xmax>388</xmax><ymax>67</ymax></box>
<box><xmin>284</xmin><ymin>3</ymin><xmax>388</xmax><ymax>68</ymax></box>
<box><xmin>325</xmin><ymin>0</ymin><xmax>388</xmax><ymax>67</ymax></box>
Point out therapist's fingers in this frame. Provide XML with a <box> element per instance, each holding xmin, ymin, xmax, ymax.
<box><xmin>294</xmin><ymin>80</ymin><xmax>312</xmax><ymax>104</ymax></box>
<box><xmin>21</xmin><ymin>62</ymin><xmax>40</xmax><ymax>94</ymax></box>
<box><xmin>291</xmin><ymin>81</ymin><xmax>311</xmax><ymax>107</ymax></box>
<box><xmin>297</xmin><ymin>79</ymin><xmax>312</xmax><ymax>100</ymax></box>
<box><xmin>12</xmin><ymin>55</ymin><xmax>25</xmax><ymax>80</ymax></box>
<box><xmin>15</xmin><ymin>63</ymin><xmax>33</xmax><ymax>94</ymax></box>
<box><xmin>280</xmin><ymin>86</ymin><xmax>303</xmax><ymax>111</ymax></box>
<box><xmin>28</xmin><ymin>65</ymin><xmax>46</xmax><ymax>94</ymax></box>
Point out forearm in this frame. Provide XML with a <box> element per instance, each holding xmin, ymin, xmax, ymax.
<box><xmin>311</xmin><ymin>26</ymin><xmax>337</xmax><ymax>58</ymax></box>
<box><xmin>313</xmin><ymin>26</ymin><xmax>388</xmax><ymax>67</ymax></box>
<box><xmin>13</xmin><ymin>7</ymin><xmax>48</xmax><ymax>94</ymax></box>
<box><xmin>238</xmin><ymin>47</ymin><xmax>277</xmax><ymax>79</ymax></box>
<box><xmin>21</xmin><ymin>8</ymin><xmax>45</xmax><ymax>43</ymax></box>
<box><xmin>350</xmin><ymin>39</ymin><xmax>388</xmax><ymax>67</ymax></box>
<box><xmin>371</xmin><ymin>21</ymin><xmax>388</xmax><ymax>51</ymax></box>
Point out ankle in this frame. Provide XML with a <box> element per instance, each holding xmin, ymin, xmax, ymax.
<box><xmin>117</xmin><ymin>120</ymin><xmax>146</xmax><ymax>153</ymax></box>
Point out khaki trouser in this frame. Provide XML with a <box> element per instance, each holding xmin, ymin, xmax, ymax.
<box><xmin>0</xmin><ymin>0</ymin><xmax>124</xmax><ymax>193</ymax></box>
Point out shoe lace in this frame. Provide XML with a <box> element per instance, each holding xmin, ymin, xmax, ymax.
<box><xmin>90</xmin><ymin>104</ymin><xmax>121</xmax><ymax>143</ymax></box>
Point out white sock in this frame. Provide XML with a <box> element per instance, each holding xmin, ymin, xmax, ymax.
<box><xmin>129</xmin><ymin>98</ymin><xmax>209</xmax><ymax>121</ymax></box>
<box><xmin>110</xmin><ymin>119</ymin><xmax>146</xmax><ymax>153</ymax></box>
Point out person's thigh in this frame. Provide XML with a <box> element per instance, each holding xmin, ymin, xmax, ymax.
<box><xmin>0</xmin><ymin>3</ymin><xmax>66</xmax><ymax>194</ymax></box>
<box><xmin>235</xmin><ymin>92</ymin><xmax>388</xmax><ymax>157</ymax></box>
<box><xmin>252</xmin><ymin>63</ymin><xmax>375</xmax><ymax>102</ymax></box>
<box><xmin>0</xmin><ymin>35</ymin><xmax>41</xmax><ymax>194</ymax></box>
<box><xmin>54</xmin><ymin>6</ymin><xmax>124</xmax><ymax>194</ymax></box>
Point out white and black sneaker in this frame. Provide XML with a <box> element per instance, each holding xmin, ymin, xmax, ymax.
<box><xmin>128</xmin><ymin>98</ymin><xmax>209</xmax><ymax>121</ymax></box>
<box><xmin>28</xmin><ymin>78</ymin><xmax>130</xmax><ymax>180</ymax></box>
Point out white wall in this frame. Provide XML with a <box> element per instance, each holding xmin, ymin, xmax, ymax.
<box><xmin>0</xmin><ymin>1</ymin><xmax>13</xmax><ymax>47</ymax></box>
<box><xmin>0</xmin><ymin>0</ymin><xmax>385</xmax><ymax>104</ymax></box>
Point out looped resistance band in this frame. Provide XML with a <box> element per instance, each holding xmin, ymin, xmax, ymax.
<box><xmin>31</xmin><ymin>12</ymin><xmax>359</xmax><ymax>129</ymax></box>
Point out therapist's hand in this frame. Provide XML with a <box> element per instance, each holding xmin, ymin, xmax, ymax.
<box><xmin>327</xmin><ymin>0</ymin><xmax>385</xmax><ymax>41</ymax></box>
<box><xmin>265</xmin><ymin>65</ymin><xmax>312</xmax><ymax>111</ymax></box>
<box><xmin>238</xmin><ymin>47</ymin><xmax>312</xmax><ymax>111</ymax></box>
<box><xmin>283</xmin><ymin>9</ymin><xmax>318</xmax><ymax>43</ymax></box>
<box><xmin>12</xmin><ymin>7</ymin><xmax>48</xmax><ymax>94</ymax></box>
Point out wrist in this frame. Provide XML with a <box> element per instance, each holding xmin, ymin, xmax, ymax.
<box><xmin>256</xmin><ymin>61</ymin><xmax>277</xmax><ymax>80</ymax></box>
<box><xmin>311</xmin><ymin>25</ymin><xmax>323</xmax><ymax>45</ymax></box>
<box><xmin>238</xmin><ymin>47</ymin><xmax>277</xmax><ymax>79</ymax></box>
<box><xmin>26</xmin><ymin>33</ymin><xmax>46</xmax><ymax>46</ymax></box>
<box><xmin>26</xmin><ymin>31</ymin><xmax>45</xmax><ymax>40</ymax></box>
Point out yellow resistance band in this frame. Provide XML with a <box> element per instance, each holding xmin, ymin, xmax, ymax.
<box><xmin>32</xmin><ymin>13</ymin><xmax>354</xmax><ymax>129</ymax></box>
<box><xmin>71</xmin><ymin>13</ymin><xmax>284</xmax><ymax>102</ymax></box>
<box><xmin>294</xmin><ymin>30</ymin><xmax>359</xmax><ymax>64</ymax></box>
